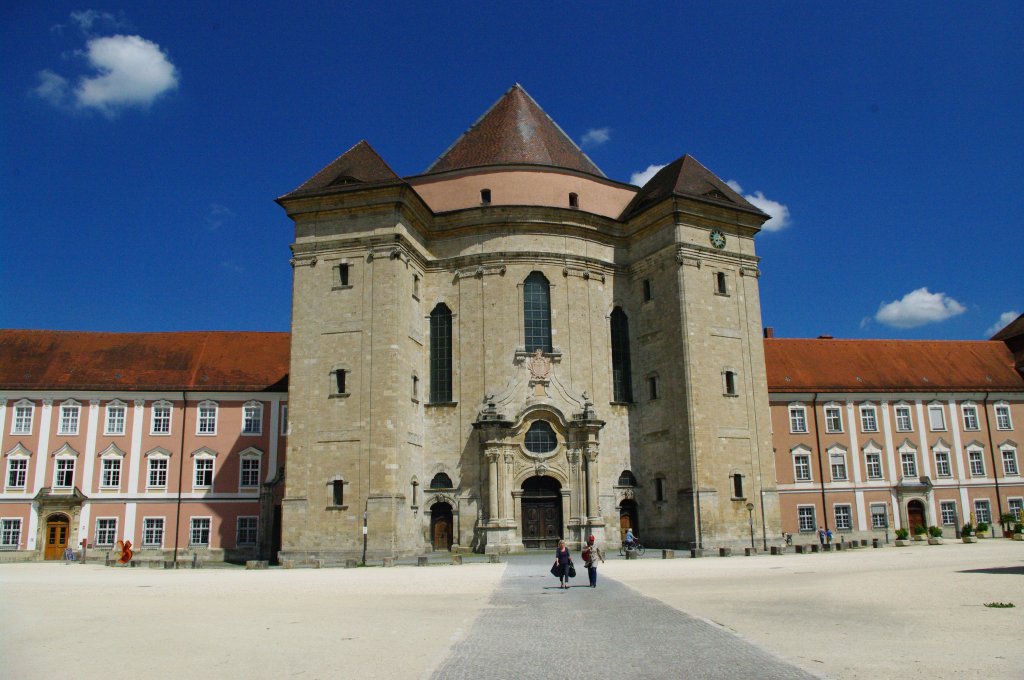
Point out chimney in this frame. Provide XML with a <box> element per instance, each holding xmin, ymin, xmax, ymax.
<box><xmin>763</xmin><ymin>327</ymin><xmax>775</xmax><ymax>338</ymax></box>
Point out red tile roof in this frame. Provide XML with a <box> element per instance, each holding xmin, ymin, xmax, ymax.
<box><xmin>280</xmin><ymin>140</ymin><xmax>402</xmax><ymax>200</ymax></box>
<box><xmin>425</xmin><ymin>84</ymin><xmax>605</xmax><ymax>177</ymax></box>
<box><xmin>765</xmin><ymin>338</ymin><xmax>1024</xmax><ymax>393</ymax></box>
<box><xmin>620</xmin><ymin>154</ymin><xmax>764</xmax><ymax>220</ymax></box>
<box><xmin>0</xmin><ymin>330</ymin><xmax>289</xmax><ymax>392</ymax></box>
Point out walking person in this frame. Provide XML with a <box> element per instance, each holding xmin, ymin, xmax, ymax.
<box><xmin>825</xmin><ymin>528</ymin><xmax>833</xmax><ymax>545</ymax></box>
<box><xmin>582</xmin><ymin>535</ymin><xmax>604</xmax><ymax>588</ymax></box>
<box><xmin>817</xmin><ymin>528</ymin><xmax>825</xmax><ymax>547</ymax></box>
<box><xmin>553</xmin><ymin>539</ymin><xmax>572</xmax><ymax>589</ymax></box>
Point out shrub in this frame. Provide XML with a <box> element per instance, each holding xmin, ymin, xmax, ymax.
<box><xmin>895</xmin><ymin>528</ymin><xmax>909</xmax><ymax>540</ymax></box>
<box><xmin>928</xmin><ymin>525</ymin><xmax>943</xmax><ymax>537</ymax></box>
<box><xmin>977</xmin><ymin>521</ymin><xmax>990</xmax><ymax>533</ymax></box>
<box><xmin>1015</xmin><ymin>523</ymin><xmax>1023</xmax><ymax>534</ymax></box>
<box><xmin>999</xmin><ymin>513</ymin><xmax>1017</xmax><ymax>527</ymax></box>
<box><xmin>912</xmin><ymin>524</ymin><xmax>927</xmax><ymax>535</ymax></box>
<box><xmin>961</xmin><ymin>523</ymin><xmax>974</xmax><ymax>536</ymax></box>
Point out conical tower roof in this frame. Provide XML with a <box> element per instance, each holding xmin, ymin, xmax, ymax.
<box><xmin>281</xmin><ymin>140</ymin><xmax>401</xmax><ymax>200</ymax></box>
<box><xmin>620</xmin><ymin>155</ymin><xmax>765</xmax><ymax>220</ymax></box>
<box><xmin>425</xmin><ymin>84</ymin><xmax>604</xmax><ymax>177</ymax></box>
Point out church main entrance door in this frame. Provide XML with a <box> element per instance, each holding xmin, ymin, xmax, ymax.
<box><xmin>431</xmin><ymin>502</ymin><xmax>454</xmax><ymax>551</ymax></box>
<box><xmin>521</xmin><ymin>476</ymin><xmax>562</xmax><ymax>549</ymax></box>
<box><xmin>44</xmin><ymin>514</ymin><xmax>70</xmax><ymax>560</ymax></box>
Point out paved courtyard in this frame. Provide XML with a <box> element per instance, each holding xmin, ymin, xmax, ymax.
<box><xmin>1</xmin><ymin>540</ymin><xmax>1021</xmax><ymax>679</ymax></box>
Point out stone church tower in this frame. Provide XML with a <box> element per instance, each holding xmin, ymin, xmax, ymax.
<box><xmin>276</xmin><ymin>85</ymin><xmax>780</xmax><ymax>562</ymax></box>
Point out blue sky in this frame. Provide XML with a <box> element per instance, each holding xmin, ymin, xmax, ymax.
<box><xmin>2</xmin><ymin>3</ymin><xmax>1022</xmax><ymax>340</ymax></box>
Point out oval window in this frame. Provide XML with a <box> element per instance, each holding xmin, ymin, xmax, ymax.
<box><xmin>524</xmin><ymin>420</ymin><xmax>557</xmax><ymax>454</ymax></box>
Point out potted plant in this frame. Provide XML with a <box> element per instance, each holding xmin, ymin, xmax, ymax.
<box><xmin>961</xmin><ymin>523</ymin><xmax>977</xmax><ymax>543</ymax></box>
<box><xmin>894</xmin><ymin>528</ymin><xmax>910</xmax><ymax>546</ymax></box>
<box><xmin>927</xmin><ymin>525</ymin><xmax>944</xmax><ymax>545</ymax></box>
<box><xmin>1014</xmin><ymin>523</ymin><xmax>1024</xmax><ymax>541</ymax></box>
<box><xmin>999</xmin><ymin>513</ymin><xmax>1017</xmax><ymax>538</ymax></box>
<box><xmin>911</xmin><ymin>524</ymin><xmax>927</xmax><ymax>541</ymax></box>
<box><xmin>976</xmin><ymin>521</ymin><xmax>989</xmax><ymax>538</ymax></box>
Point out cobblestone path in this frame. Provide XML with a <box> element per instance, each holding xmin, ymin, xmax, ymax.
<box><xmin>430</xmin><ymin>553</ymin><xmax>818</xmax><ymax>679</ymax></box>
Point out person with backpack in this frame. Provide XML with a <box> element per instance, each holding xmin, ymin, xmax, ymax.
<box><xmin>582</xmin><ymin>535</ymin><xmax>604</xmax><ymax>588</ymax></box>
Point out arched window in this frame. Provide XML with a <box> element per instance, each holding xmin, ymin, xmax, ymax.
<box><xmin>429</xmin><ymin>303</ymin><xmax>453</xmax><ymax>403</ymax></box>
<box><xmin>429</xmin><ymin>472</ymin><xmax>453</xmax><ymax>489</ymax></box>
<box><xmin>523</xmin><ymin>272</ymin><xmax>552</xmax><ymax>353</ymax></box>
<box><xmin>524</xmin><ymin>420</ymin><xmax>557</xmax><ymax>454</ymax></box>
<box><xmin>610</xmin><ymin>307</ymin><xmax>632</xmax><ymax>402</ymax></box>
<box><xmin>617</xmin><ymin>470</ymin><xmax>637</xmax><ymax>487</ymax></box>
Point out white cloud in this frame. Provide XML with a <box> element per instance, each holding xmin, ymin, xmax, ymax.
<box><xmin>51</xmin><ymin>9</ymin><xmax>127</xmax><ymax>36</ymax></box>
<box><xmin>985</xmin><ymin>310</ymin><xmax>1020</xmax><ymax>337</ymax></box>
<box><xmin>34</xmin><ymin>30</ymin><xmax>179</xmax><ymax>117</ymax></box>
<box><xmin>580</xmin><ymin>127</ymin><xmax>611</xmax><ymax>148</ymax></box>
<box><xmin>206</xmin><ymin>204</ymin><xmax>235</xmax><ymax>230</ymax></box>
<box><xmin>874</xmin><ymin>288</ymin><xmax>967</xmax><ymax>329</ymax></box>
<box><xmin>630</xmin><ymin>164</ymin><xmax>666</xmax><ymax>186</ymax></box>
<box><xmin>220</xmin><ymin>261</ymin><xmax>245</xmax><ymax>274</ymax></box>
<box><xmin>725</xmin><ymin>179</ymin><xmax>791</xmax><ymax>231</ymax></box>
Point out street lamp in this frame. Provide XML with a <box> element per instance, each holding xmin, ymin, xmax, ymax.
<box><xmin>745</xmin><ymin>502</ymin><xmax>755</xmax><ymax>550</ymax></box>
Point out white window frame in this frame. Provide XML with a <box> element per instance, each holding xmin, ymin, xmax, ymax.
<box><xmin>192</xmin><ymin>450</ymin><xmax>216</xmax><ymax>490</ymax></box>
<box><xmin>104</xmin><ymin>401</ymin><xmax>127</xmax><ymax>436</ymax></box>
<box><xmin>95</xmin><ymin>517</ymin><xmax>117</xmax><ymax>547</ymax></box>
<box><xmin>142</xmin><ymin>517</ymin><xmax>165</xmax><ymax>548</ymax></box>
<box><xmin>1008</xmin><ymin>498</ymin><xmax>1023</xmax><ymax>522</ymax></box>
<box><xmin>99</xmin><ymin>455</ymin><xmax>122</xmax><ymax>489</ymax></box>
<box><xmin>939</xmin><ymin>501</ymin><xmax>957</xmax><ymax>526</ymax></box>
<box><xmin>242</xmin><ymin>401</ymin><xmax>263</xmax><ymax>436</ymax></box>
<box><xmin>859</xmin><ymin>405</ymin><xmax>878</xmax><ymax>433</ymax></box>
<box><xmin>792</xmin><ymin>447</ymin><xmax>812</xmax><ymax>482</ymax></box>
<box><xmin>6</xmin><ymin>453</ymin><xmax>30</xmax><ymax>489</ymax></box>
<box><xmin>828</xmin><ymin>447</ymin><xmax>847</xmax><ymax>481</ymax></box>
<box><xmin>236</xmin><ymin>516</ymin><xmax>258</xmax><ymax>546</ymax></box>
<box><xmin>53</xmin><ymin>456</ymin><xmax>76</xmax><ymax>489</ymax></box>
<box><xmin>280</xmin><ymin>403</ymin><xmax>289</xmax><ymax>436</ymax></box>
<box><xmin>870</xmin><ymin>503</ymin><xmax>888</xmax><ymax>529</ymax></box>
<box><xmin>146</xmin><ymin>450</ymin><xmax>170</xmax><ymax>490</ymax></box>
<box><xmin>151</xmin><ymin>400</ymin><xmax>173</xmax><ymax>435</ymax></box>
<box><xmin>196</xmin><ymin>401</ymin><xmax>218</xmax><ymax>436</ymax></box>
<box><xmin>967</xmin><ymin>447</ymin><xmax>985</xmax><ymax>477</ymax></box>
<box><xmin>1001</xmin><ymin>446</ymin><xmax>1019</xmax><ymax>476</ymax></box>
<box><xmin>788</xmin><ymin>404</ymin><xmax>808</xmax><ymax>434</ymax></box>
<box><xmin>973</xmin><ymin>499</ymin><xmax>991</xmax><ymax>524</ymax></box>
<box><xmin>933</xmin><ymin>449</ymin><xmax>952</xmax><ymax>478</ymax></box>
<box><xmin>900</xmin><ymin>449</ymin><xmax>918</xmax><ymax>479</ymax></box>
<box><xmin>894</xmin><ymin>404</ymin><xmax>913</xmax><ymax>432</ymax></box>
<box><xmin>238</xmin><ymin>449</ymin><xmax>262</xmax><ymax>489</ymax></box>
<box><xmin>58</xmin><ymin>400</ymin><xmax>81</xmax><ymax>436</ymax></box>
<box><xmin>927</xmin><ymin>403</ymin><xmax>946</xmax><ymax>431</ymax></box>
<box><xmin>797</xmin><ymin>506</ymin><xmax>816</xmax><ymax>532</ymax></box>
<box><xmin>11</xmin><ymin>400</ymin><xmax>34</xmax><ymax>435</ymax></box>
<box><xmin>190</xmin><ymin>516</ymin><xmax>212</xmax><ymax>547</ymax></box>
<box><xmin>865</xmin><ymin>450</ymin><xmax>883</xmax><ymax>480</ymax></box>
<box><xmin>1</xmin><ymin>518</ymin><xmax>23</xmax><ymax>549</ymax></box>
<box><xmin>961</xmin><ymin>403</ymin><xmax>980</xmax><ymax>432</ymax></box>
<box><xmin>834</xmin><ymin>504</ymin><xmax>852</xmax><ymax>530</ymax></box>
<box><xmin>824</xmin><ymin>405</ymin><xmax>843</xmax><ymax>433</ymax></box>
<box><xmin>994</xmin><ymin>403</ymin><xmax>1012</xmax><ymax>430</ymax></box>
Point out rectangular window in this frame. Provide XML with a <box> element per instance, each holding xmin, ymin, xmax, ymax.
<box><xmin>242</xmin><ymin>403</ymin><xmax>262</xmax><ymax>435</ymax></box>
<box><xmin>642</xmin><ymin>279</ymin><xmax>651</xmax><ymax>302</ymax></box>
<box><xmin>648</xmin><ymin>376</ymin><xmax>659</xmax><ymax>400</ymax></box>
<box><xmin>732</xmin><ymin>473</ymin><xmax>744</xmax><ymax>499</ymax></box>
<box><xmin>900</xmin><ymin>452</ymin><xmax>917</xmax><ymax>478</ymax></box>
<box><xmin>830</xmin><ymin>451</ymin><xmax>847</xmax><ymax>481</ymax></box>
<box><xmin>280</xmin><ymin>404</ymin><xmax>289</xmax><ymax>435</ymax></box>
<box><xmin>824</xmin><ymin>406</ymin><xmax>843</xmax><ymax>433</ymax></box>
<box><xmin>197</xmin><ymin>404</ymin><xmax>217</xmax><ymax>435</ymax></box>
<box><xmin>789</xmin><ymin>406</ymin><xmax>807</xmax><ymax>433</ymax></box>
<box><xmin>715</xmin><ymin>272</ymin><xmax>728</xmax><ymax>296</ymax></box>
<box><xmin>654</xmin><ymin>478</ymin><xmax>665</xmax><ymax>502</ymax></box>
<box><xmin>928</xmin><ymin>404</ymin><xmax>946</xmax><ymax>431</ymax></box>
<box><xmin>54</xmin><ymin>459</ymin><xmax>75</xmax><ymax>488</ymax></box>
<box><xmin>100</xmin><ymin>458</ymin><xmax>121</xmax><ymax>488</ymax></box>
<box><xmin>794</xmin><ymin>454</ymin><xmax>811</xmax><ymax>482</ymax></box>
<box><xmin>59</xmin><ymin>404</ymin><xmax>79</xmax><ymax>435</ymax></box>
<box><xmin>194</xmin><ymin>458</ymin><xmax>214</xmax><ymax>489</ymax></box>
<box><xmin>95</xmin><ymin>518</ymin><xmax>117</xmax><ymax>547</ymax></box>
<box><xmin>334</xmin><ymin>369</ymin><xmax>347</xmax><ymax>395</ymax></box>
<box><xmin>240</xmin><ymin>458</ymin><xmax>261</xmax><ymax>488</ymax></box>
<box><xmin>834</xmin><ymin>505</ymin><xmax>852</xmax><ymax>530</ymax></box>
<box><xmin>865</xmin><ymin>453</ymin><xmax>883</xmax><ymax>480</ymax></box>
<box><xmin>860</xmin><ymin>407</ymin><xmax>878</xmax><ymax>432</ymax></box>
<box><xmin>895</xmin><ymin>406</ymin><xmax>913</xmax><ymax>432</ymax></box>
<box><xmin>1009</xmin><ymin>498</ymin><xmax>1023</xmax><ymax>522</ymax></box>
<box><xmin>7</xmin><ymin>459</ymin><xmax>28</xmax><ymax>489</ymax></box>
<box><xmin>940</xmin><ymin>501</ymin><xmax>957</xmax><ymax>526</ymax></box>
<box><xmin>995</xmin><ymin>405</ymin><xmax>1012</xmax><ymax>430</ymax></box>
<box><xmin>968</xmin><ymin>450</ymin><xmax>985</xmax><ymax>477</ymax></box>
<box><xmin>934</xmin><ymin>451</ymin><xmax>951</xmax><ymax>478</ymax></box>
<box><xmin>332</xmin><ymin>480</ymin><xmax>345</xmax><ymax>506</ymax></box>
<box><xmin>190</xmin><ymin>517</ymin><xmax>211</xmax><ymax>546</ymax></box>
<box><xmin>870</xmin><ymin>504</ymin><xmax>888</xmax><ymax>529</ymax></box>
<box><xmin>236</xmin><ymin>517</ymin><xmax>258</xmax><ymax>546</ymax></box>
<box><xmin>962</xmin><ymin>405</ymin><xmax>979</xmax><ymax>431</ymax></box>
<box><xmin>797</xmin><ymin>506</ymin><xmax>815</xmax><ymax>532</ymax></box>
<box><xmin>336</xmin><ymin>263</ymin><xmax>350</xmax><ymax>287</ymax></box>
<box><xmin>723</xmin><ymin>371</ymin><xmax>737</xmax><ymax>396</ymax></box>
<box><xmin>12</xmin><ymin>405</ymin><xmax>33</xmax><ymax>434</ymax></box>
<box><xmin>1</xmin><ymin>518</ymin><xmax>22</xmax><ymax>549</ymax></box>
<box><xmin>974</xmin><ymin>500</ymin><xmax>991</xmax><ymax>524</ymax></box>
<box><xmin>105</xmin><ymin>404</ymin><xmax>126</xmax><ymax>435</ymax></box>
<box><xmin>143</xmin><ymin>518</ymin><xmax>164</xmax><ymax>547</ymax></box>
<box><xmin>148</xmin><ymin>458</ymin><xmax>168</xmax><ymax>488</ymax></box>
<box><xmin>152</xmin><ymin>403</ymin><xmax>171</xmax><ymax>434</ymax></box>
<box><xmin>1003</xmin><ymin>449</ymin><xmax>1019</xmax><ymax>476</ymax></box>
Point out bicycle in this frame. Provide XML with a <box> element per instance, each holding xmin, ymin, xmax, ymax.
<box><xmin>618</xmin><ymin>541</ymin><xmax>646</xmax><ymax>557</ymax></box>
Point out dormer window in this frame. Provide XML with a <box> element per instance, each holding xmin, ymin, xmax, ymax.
<box><xmin>480</xmin><ymin>188</ymin><xmax>491</xmax><ymax>204</ymax></box>
<box><xmin>568</xmin><ymin>192</ymin><xmax>579</xmax><ymax>208</ymax></box>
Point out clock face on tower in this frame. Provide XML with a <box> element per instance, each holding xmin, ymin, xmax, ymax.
<box><xmin>709</xmin><ymin>229</ymin><xmax>726</xmax><ymax>249</ymax></box>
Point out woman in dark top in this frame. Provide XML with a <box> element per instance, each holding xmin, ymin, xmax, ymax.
<box><xmin>554</xmin><ymin>539</ymin><xmax>572</xmax><ymax>589</ymax></box>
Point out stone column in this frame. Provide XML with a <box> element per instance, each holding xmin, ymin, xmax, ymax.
<box><xmin>502</xmin><ymin>451</ymin><xmax>515</xmax><ymax>524</ymax></box>
<box><xmin>486</xmin><ymin>450</ymin><xmax>499</xmax><ymax>524</ymax></box>
<box><xmin>586</xmin><ymin>447</ymin><xmax>600</xmax><ymax>520</ymax></box>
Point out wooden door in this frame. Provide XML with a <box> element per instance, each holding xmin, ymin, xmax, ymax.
<box><xmin>44</xmin><ymin>517</ymin><xmax>70</xmax><ymax>560</ymax></box>
<box><xmin>907</xmin><ymin>501</ymin><xmax>926</xmax><ymax>534</ymax></box>
<box><xmin>522</xmin><ymin>499</ymin><xmax>561</xmax><ymax>549</ymax></box>
<box><xmin>619</xmin><ymin>500</ymin><xmax>638</xmax><ymax>541</ymax></box>
<box><xmin>430</xmin><ymin>503</ymin><xmax>454</xmax><ymax>551</ymax></box>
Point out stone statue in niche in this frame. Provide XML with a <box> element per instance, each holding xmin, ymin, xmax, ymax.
<box><xmin>527</xmin><ymin>348</ymin><xmax>551</xmax><ymax>380</ymax></box>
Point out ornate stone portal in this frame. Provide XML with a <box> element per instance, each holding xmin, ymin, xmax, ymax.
<box><xmin>473</xmin><ymin>352</ymin><xmax>605</xmax><ymax>553</ymax></box>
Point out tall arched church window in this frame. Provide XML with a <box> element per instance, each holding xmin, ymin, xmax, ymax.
<box><xmin>523</xmin><ymin>272</ymin><xmax>552</xmax><ymax>353</ymax></box>
<box><xmin>610</xmin><ymin>307</ymin><xmax>633</xmax><ymax>402</ymax></box>
<box><xmin>429</xmin><ymin>303</ymin><xmax>453</xmax><ymax>403</ymax></box>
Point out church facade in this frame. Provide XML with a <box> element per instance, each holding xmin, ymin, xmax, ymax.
<box><xmin>276</xmin><ymin>85</ymin><xmax>781</xmax><ymax>561</ymax></box>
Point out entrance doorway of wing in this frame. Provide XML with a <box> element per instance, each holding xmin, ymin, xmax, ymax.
<box><xmin>521</xmin><ymin>476</ymin><xmax>562</xmax><ymax>549</ymax></box>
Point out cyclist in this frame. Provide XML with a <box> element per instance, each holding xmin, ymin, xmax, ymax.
<box><xmin>624</xmin><ymin>528</ymin><xmax>637</xmax><ymax>550</ymax></box>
